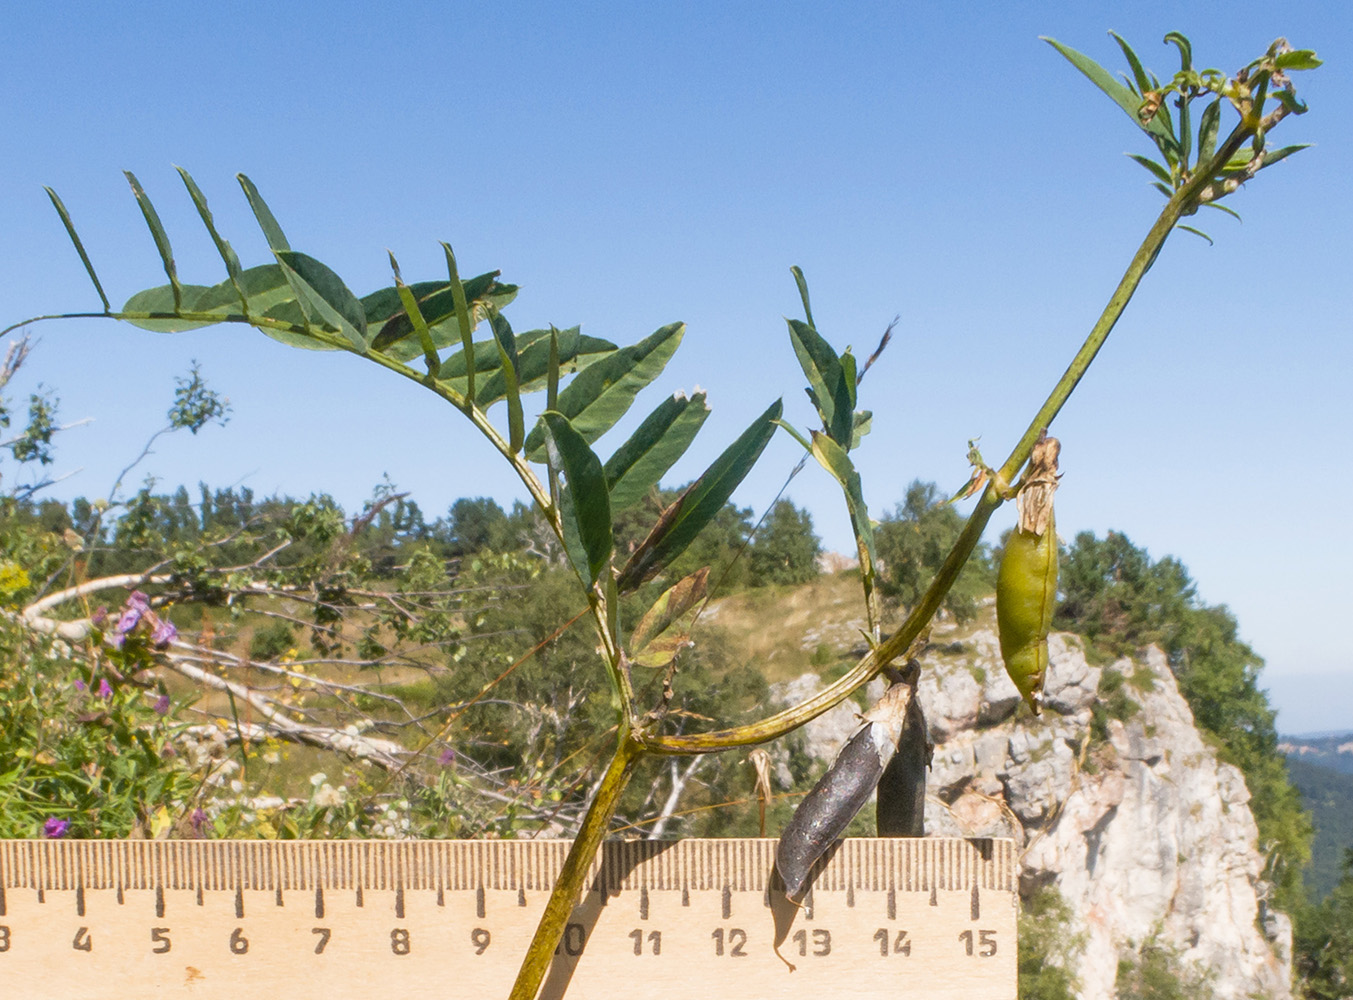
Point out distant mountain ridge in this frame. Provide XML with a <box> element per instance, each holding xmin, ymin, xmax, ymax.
<box><xmin>1278</xmin><ymin>732</ymin><xmax>1353</xmax><ymax>777</ymax></box>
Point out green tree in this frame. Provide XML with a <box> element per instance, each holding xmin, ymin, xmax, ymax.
<box><xmin>875</xmin><ymin>480</ymin><xmax>994</xmax><ymax>623</ymax></box>
<box><xmin>1055</xmin><ymin>530</ymin><xmax>1193</xmax><ymax>647</ymax></box>
<box><xmin>747</xmin><ymin>498</ymin><xmax>821</xmax><ymax>586</ymax></box>
<box><xmin>1018</xmin><ymin>887</ymin><xmax>1084</xmax><ymax>1000</ymax></box>
<box><xmin>1115</xmin><ymin>934</ymin><xmax>1216</xmax><ymax>1000</ymax></box>
<box><xmin>441</xmin><ymin>496</ymin><xmax>511</xmax><ymax>556</ymax></box>
<box><xmin>1296</xmin><ymin>849</ymin><xmax>1353</xmax><ymax>1000</ymax></box>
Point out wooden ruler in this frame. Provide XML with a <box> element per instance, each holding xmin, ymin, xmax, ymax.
<box><xmin>0</xmin><ymin>837</ymin><xmax>1015</xmax><ymax>999</ymax></box>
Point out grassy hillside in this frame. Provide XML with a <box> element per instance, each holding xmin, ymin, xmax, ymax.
<box><xmin>699</xmin><ymin>570</ymin><xmax>990</xmax><ymax>687</ymax></box>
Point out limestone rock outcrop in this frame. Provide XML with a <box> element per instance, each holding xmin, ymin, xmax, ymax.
<box><xmin>773</xmin><ymin>631</ymin><xmax>1291</xmax><ymax>1000</ymax></box>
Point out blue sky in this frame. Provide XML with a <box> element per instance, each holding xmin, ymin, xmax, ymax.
<box><xmin>2</xmin><ymin>2</ymin><xmax>1349</xmax><ymax>732</ymax></box>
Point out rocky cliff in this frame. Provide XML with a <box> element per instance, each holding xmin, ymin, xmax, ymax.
<box><xmin>772</xmin><ymin>624</ymin><xmax>1292</xmax><ymax>1000</ymax></box>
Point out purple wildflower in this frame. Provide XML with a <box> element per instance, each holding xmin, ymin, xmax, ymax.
<box><xmin>150</xmin><ymin>617</ymin><xmax>178</xmax><ymax>648</ymax></box>
<box><xmin>110</xmin><ymin>592</ymin><xmax>153</xmax><ymax>647</ymax></box>
<box><xmin>90</xmin><ymin>606</ymin><xmax>108</xmax><ymax>626</ymax></box>
<box><xmin>43</xmin><ymin>817</ymin><xmax>70</xmax><ymax>839</ymax></box>
<box><xmin>154</xmin><ymin>694</ymin><xmax>171</xmax><ymax>716</ymax></box>
<box><xmin>73</xmin><ymin>678</ymin><xmax>87</xmax><ymax>692</ymax></box>
<box><xmin>113</xmin><ymin>606</ymin><xmax>142</xmax><ymax>636</ymax></box>
<box><xmin>97</xmin><ymin>678</ymin><xmax>113</xmax><ymax>700</ymax></box>
<box><xmin>191</xmin><ymin>808</ymin><xmax>208</xmax><ymax>837</ymax></box>
<box><xmin>438</xmin><ymin>747</ymin><xmax>457</xmax><ymax>766</ymax></box>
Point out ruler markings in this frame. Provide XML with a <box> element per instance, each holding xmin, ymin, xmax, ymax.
<box><xmin>0</xmin><ymin>839</ymin><xmax>1014</xmax><ymax>892</ymax></box>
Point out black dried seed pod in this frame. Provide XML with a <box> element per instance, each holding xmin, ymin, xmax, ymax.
<box><xmin>775</xmin><ymin>683</ymin><xmax>911</xmax><ymax>898</ymax></box>
<box><xmin>875</xmin><ymin>686</ymin><xmax>931</xmax><ymax>837</ymax></box>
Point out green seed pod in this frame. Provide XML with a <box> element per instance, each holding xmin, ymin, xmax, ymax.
<box><xmin>996</xmin><ymin>516</ymin><xmax>1058</xmax><ymax>714</ymax></box>
<box><xmin>996</xmin><ymin>432</ymin><xmax>1060</xmax><ymax>715</ymax></box>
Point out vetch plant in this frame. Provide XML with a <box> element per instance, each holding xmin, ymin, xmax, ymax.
<box><xmin>2</xmin><ymin>32</ymin><xmax>1318</xmax><ymax>999</ymax></box>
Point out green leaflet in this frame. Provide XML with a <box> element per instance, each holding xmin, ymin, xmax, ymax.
<box><xmin>1108</xmin><ymin>31</ymin><xmax>1153</xmax><ymax>95</ymax></box>
<box><xmin>1162</xmin><ymin>31</ymin><xmax>1193</xmax><ymax>73</ymax></box>
<box><xmin>1196</xmin><ymin>99</ymin><xmax>1221</xmax><ymax>168</ymax></box>
<box><xmin>617</xmin><ymin>399</ymin><xmax>782</xmax><ymax>592</ymax></box>
<box><xmin>124</xmin><ymin>171</ymin><xmax>183</xmax><ymax>311</ymax></box>
<box><xmin>236</xmin><ymin>174</ymin><xmax>291</xmax><ymax>252</ymax></box>
<box><xmin>176</xmin><ymin>166</ymin><xmax>247</xmax><ymax>313</ymax></box>
<box><xmin>787</xmin><ymin>318</ymin><xmax>854</xmax><ymax>447</ymax></box>
<box><xmin>1127</xmin><ymin>154</ymin><xmax>1173</xmax><ymax>186</ymax></box>
<box><xmin>603</xmin><ymin>390</ymin><xmax>710</xmax><ymax>513</ymax></box>
<box><xmin>120</xmin><ymin>265</ymin><xmax>335</xmax><ymax>348</ymax></box>
<box><xmin>430</xmin><ymin>328</ymin><xmax>617</xmax><ymax>399</ymax></box>
<box><xmin>523</xmin><ymin>322</ymin><xmax>684</xmax><ymax>462</ymax></box>
<box><xmin>366</xmin><ymin>272</ymin><xmax>519</xmax><ymax>359</ymax></box>
<box><xmin>489</xmin><ymin>312</ymin><xmax>524</xmax><ymax>453</ymax></box>
<box><xmin>541</xmin><ymin>412</ymin><xmax>613</xmax><ymax>586</ymax></box>
<box><xmin>363</xmin><ymin>273</ymin><xmax>496</xmax><ymax>329</ymax></box>
<box><xmin>120</xmin><ymin>284</ymin><xmax>217</xmax><ymax>332</ymax></box>
<box><xmin>475</xmin><ymin>327</ymin><xmax>617</xmax><ymax>406</ymax></box>
<box><xmin>1259</xmin><ymin>144</ymin><xmax>1311</xmax><ymax>171</ymax></box>
<box><xmin>790</xmin><ymin>265</ymin><xmax>816</xmax><ymax>329</ymax></box>
<box><xmin>1041</xmin><ymin>37</ymin><xmax>1175</xmax><ymax>146</ymax></box>
<box><xmin>223</xmin><ymin>266</ymin><xmax>328</xmax><ymax>349</ymax></box>
<box><xmin>1274</xmin><ymin>49</ymin><xmax>1322</xmax><ymax>71</ymax></box>
<box><xmin>442</xmin><ymin>243</ymin><xmax>477</xmax><ymax>402</ymax></box>
<box><xmin>44</xmin><ymin>187</ymin><xmax>110</xmax><ymax>311</ymax></box>
<box><xmin>275</xmin><ymin>251</ymin><xmax>368</xmax><ymax>351</ymax></box>
<box><xmin>810</xmin><ymin>430</ymin><xmax>878</xmax><ymax>577</ymax></box>
<box><xmin>851</xmin><ymin>410</ymin><xmax>873</xmax><ymax>450</ymax></box>
<box><xmin>388</xmin><ymin>251</ymin><xmax>439</xmax><ymax>376</ymax></box>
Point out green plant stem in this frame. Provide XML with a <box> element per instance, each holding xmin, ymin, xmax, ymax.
<box><xmin>508</xmin><ymin>735</ymin><xmax>641</xmax><ymax>1000</ymax></box>
<box><xmin>639</xmin><ymin>121</ymin><xmax>1258</xmax><ymax>758</ymax></box>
